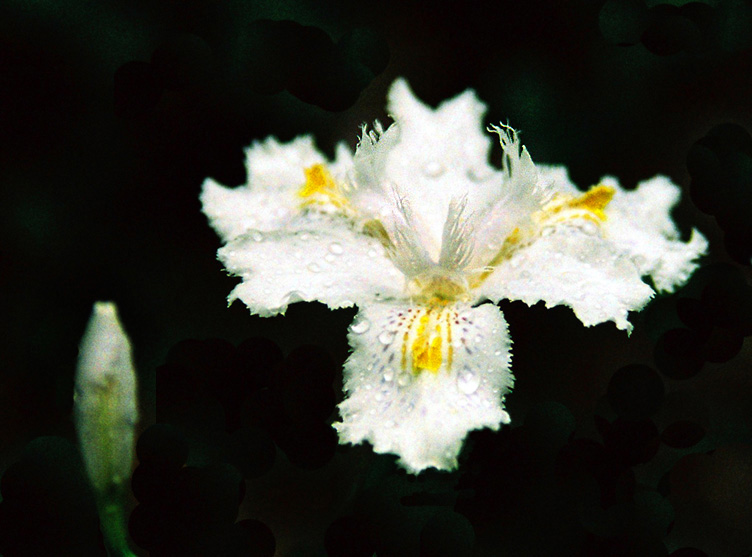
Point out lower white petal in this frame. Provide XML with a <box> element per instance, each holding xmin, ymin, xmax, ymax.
<box><xmin>334</xmin><ymin>301</ymin><xmax>513</xmax><ymax>474</ymax></box>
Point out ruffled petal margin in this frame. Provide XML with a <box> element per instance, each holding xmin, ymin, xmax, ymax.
<box><xmin>480</xmin><ymin>221</ymin><xmax>655</xmax><ymax>332</ymax></box>
<box><xmin>219</xmin><ymin>215</ymin><xmax>403</xmax><ymax>316</ymax></box>
<box><xmin>480</xmin><ymin>172</ymin><xmax>706</xmax><ymax>332</ymax></box>
<box><xmin>335</xmin><ymin>301</ymin><xmax>513</xmax><ymax>474</ymax></box>
<box><xmin>201</xmin><ymin>136</ymin><xmax>353</xmax><ymax>242</ymax></box>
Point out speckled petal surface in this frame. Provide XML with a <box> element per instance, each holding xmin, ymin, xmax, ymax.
<box><xmin>335</xmin><ymin>301</ymin><xmax>513</xmax><ymax>473</ymax></box>
<box><xmin>219</xmin><ymin>215</ymin><xmax>403</xmax><ymax>316</ymax></box>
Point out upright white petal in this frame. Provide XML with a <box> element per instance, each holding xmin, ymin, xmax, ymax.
<box><xmin>350</xmin><ymin>80</ymin><xmax>503</xmax><ymax>262</ymax></box>
<box><xmin>220</xmin><ymin>215</ymin><xmax>403</xmax><ymax>316</ymax></box>
<box><xmin>75</xmin><ymin>302</ymin><xmax>138</xmax><ymax>492</ymax></box>
<box><xmin>201</xmin><ymin>136</ymin><xmax>353</xmax><ymax>241</ymax></box>
<box><xmin>600</xmin><ymin>175</ymin><xmax>708</xmax><ymax>292</ymax></box>
<box><xmin>335</xmin><ymin>302</ymin><xmax>513</xmax><ymax>474</ymax></box>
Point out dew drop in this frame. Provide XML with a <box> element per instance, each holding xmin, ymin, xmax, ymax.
<box><xmin>328</xmin><ymin>242</ymin><xmax>343</xmax><ymax>255</ymax></box>
<box><xmin>397</xmin><ymin>373</ymin><xmax>412</xmax><ymax>387</ymax></box>
<box><xmin>494</xmin><ymin>349</ymin><xmax>502</xmax><ymax>356</ymax></box>
<box><xmin>367</xmin><ymin>248</ymin><xmax>378</xmax><ymax>258</ymax></box>
<box><xmin>298</xmin><ymin>232</ymin><xmax>310</xmax><ymax>241</ymax></box>
<box><xmin>580</xmin><ymin>221</ymin><xmax>598</xmax><ymax>236</ymax></box>
<box><xmin>325</xmin><ymin>253</ymin><xmax>336</xmax><ymax>263</ymax></box>
<box><xmin>350</xmin><ymin>318</ymin><xmax>371</xmax><ymax>334</ymax></box>
<box><xmin>383</xmin><ymin>368</ymin><xmax>395</xmax><ymax>381</ymax></box>
<box><xmin>467</xmin><ymin>168</ymin><xmax>490</xmax><ymax>182</ymax></box>
<box><xmin>375</xmin><ymin>392</ymin><xmax>384</xmax><ymax>401</ymax></box>
<box><xmin>422</xmin><ymin>161</ymin><xmax>445</xmax><ymax>177</ymax></box>
<box><xmin>378</xmin><ymin>330</ymin><xmax>395</xmax><ymax>345</ymax></box>
<box><xmin>307</xmin><ymin>262</ymin><xmax>321</xmax><ymax>273</ymax></box>
<box><xmin>457</xmin><ymin>367</ymin><xmax>480</xmax><ymax>394</ymax></box>
<box><xmin>251</xmin><ymin>230</ymin><xmax>264</xmax><ymax>242</ymax></box>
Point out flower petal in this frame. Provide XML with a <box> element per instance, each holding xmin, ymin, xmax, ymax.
<box><xmin>219</xmin><ymin>215</ymin><xmax>403</xmax><ymax>316</ymax></box>
<box><xmin>201</xmin><ymin>136</ymin><xmax>353</xmax><ymax>241</ymax></box>
<box><xmin>351</xmin><ymin>79</ymin><xmax>503</xmax><ymax>260</ymax></box>
<box><xmin>480</xmin><ymin>222</ymin><xmax>655</xmax><ymax>332</ymax></box>
<box><xmin>599</xmin><ymin>175</ymin><xmax>708</xmax><ymax>292</ymax></box>
<box><xmin>334</xmin><ymin>301</ymin><xmax>513</xmax><ymax>474</ymax></box>
<box><xmin>529</xmin><ymin>168</ymin><xmax>707</xmax><ymax>293</ymax></box>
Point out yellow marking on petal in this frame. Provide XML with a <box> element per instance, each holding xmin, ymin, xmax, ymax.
<box><xmin>469</xmin><ymin>227</ymin><xmax>523</xmax><ymax>289</ymax></box>
<box><xmin>398</xmin><ymin>307</ymin><xmax>455</xmax><ymax>375</ymax></box>
<box><xmin>410</xmin><ymin>276</ymin><xmax>469</xmax><ymax>303</ymax></box>
<box><xmin>298</xmin><ymin>164</ymin><xmax>349</xmax><ymax>209</ymax></box>
<box><xmin>411</xmin><ymin>310</ymin><xmax>443</xmax><ymax>374</ymax></box>
<box><xmin>446</xmin><ymin>318</ymin><xmax>453</xmax><ymax>369</ymax></box>
<box><xmin>538</xmin><ymin>183</ymin><xmax>615</xmax><ymax>225</ymax></box>
<box><xmin>568</xmin><ymin>184</ymin><xmax>615</xmax><ymax>220</ymax></box>
<box><xmin>362</xmin><ymin>219</ymin><xmax>393</xmax><ymax>249</ymax></box>
<box><xmin>401</xmin><ymin>311</ymin><xmax>419</xmax><ymax>371</ymax></box>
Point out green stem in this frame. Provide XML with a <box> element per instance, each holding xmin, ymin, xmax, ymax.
<box><xmin>97</xmin><ymin>495</ymin><xmax>136</xmax><ymax>557</ymax></box>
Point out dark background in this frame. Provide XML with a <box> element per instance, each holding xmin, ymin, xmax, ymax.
<box><xmin>2</xmin><ymin>0</ymin><xmax>752</xmax><ymax>555</ymax></box>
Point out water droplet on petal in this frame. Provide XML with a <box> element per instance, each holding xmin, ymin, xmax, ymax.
<box><xmin>350</xmin><ymin>318</ymin><xmax>371</xmax><ymax>334</ymax></box>
<box><xmin>307</xmin><ymin>262</ymin><xmax>321</xmax><ymax>273</ymax></box>
<box><xmin>367</xmin><ymin>248</ymin><xmax>378</xmax><ymax>258</ymax></box>
<box><xmin>251</xmin><ymin>231</ymin><xmax>264</xmax><ymax>242</ymax></box>
<box><xmin>467</xmin><ymin>168</ymin><xmax>491</xmax><ymax>182</ymax></box>
<box><xmin>580</xmin><ymin>221</ymin><xmax>598</xmax><ymax>236</ymax></box>
<box><xmin>375</xmin><ymin>392</ymin><xmax>384</xmax><ymax>401</ymax></box>
<box><xmin>383</xmin><ymin>368</ymin><xmax>394</xmax><ymax>381</ymax></box>
<box><xmin>397</xmin><ymin>373</ymin><xmax>412</xmax><ymax>387</ymax></box>
<box><xmin>423</xmin><ymin>161</ymin><xmax>445</xmax><ymax>177</ymax></box>
<box><xmin>325</xmin><ymin>253</ymin><xmax>336</xmax><ymax>263</ymax></box>
<box><xmin>457</xmin><ymin>367</ymin><xmax>480</xmax><ymax>394</ymax></box>
<box><xmin>328</xmin><ymin>242</ymin><xmax>343</xmax><ymax>255</ymax></box>
<box><xmin>298</xmin><ymin>232</ymin><xmax>310</xmax><ymax>241</ymax></box>
<box><xmin>494</xmin><ymin>349</ymin><xmax>502</xmax><ymax>356</ymax></box>
<box><xmin>378</xmin><ymin>330</ymin><xmax>395</xmax><ymax>345</ymax></box>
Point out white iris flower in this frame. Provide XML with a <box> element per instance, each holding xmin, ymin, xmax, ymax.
<box><xmin>201</xmin><ymin>79</ymin><xmax>707</xmax><ymax>473</ymax></box>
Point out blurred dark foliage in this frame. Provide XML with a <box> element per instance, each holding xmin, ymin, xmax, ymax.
<box><xmin>1</xmin><ymin>0</ymin><xmax>752</xmax><ymax>555</ymax></box>
<box><xmin>0</xmin><ymin>437</ymin><xmax>105</xmax><ymax>556</ymax></box>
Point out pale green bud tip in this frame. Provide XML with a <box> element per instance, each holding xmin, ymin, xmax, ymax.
<box><xmin>75</xmin><ymin>301</ymin><xmax>139</xmax><ymax>493</ymax></box>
